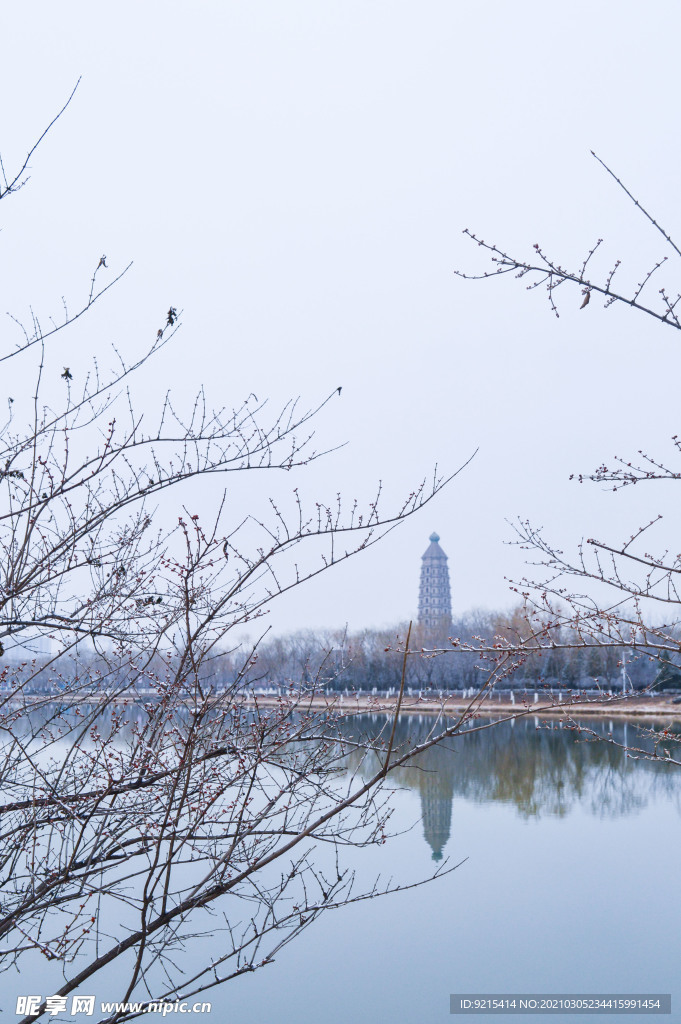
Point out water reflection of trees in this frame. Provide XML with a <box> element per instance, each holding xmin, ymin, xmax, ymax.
<box><xmin>7</xmin><ymin>706</ymin><xmax>679</xmax><ymax>866</ymax></box>
<box><xmin>341</xmin><ymin>715</ymin><xmax>681</xmax><ymax>860</ymax></box>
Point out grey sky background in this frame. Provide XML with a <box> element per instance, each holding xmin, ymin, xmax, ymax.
<box><xmin>2</xmin><ymin>1</ymin><xmax>681</xmax><ymax>638</ymax></box>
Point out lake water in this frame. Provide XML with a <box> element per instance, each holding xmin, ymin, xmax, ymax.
<box><xmin>4</xmin><ymin>712</ymin><xmax>680</xmax><ymax>1023</ymax></box>
<box><xmin>219</xmin><ymin>714</ymin><xmax>681</xmax><ymax>1024</ymax></box>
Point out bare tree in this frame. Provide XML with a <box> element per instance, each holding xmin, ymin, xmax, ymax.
<box><xmin>444</xmin><ymin>151</ymin><xmax>681</xmax><ymax>740</ymax></box>
<box><xmin>0</xmin><ymin>89</ymin><xmax>486</xmax><ymax>1022</ymax></box>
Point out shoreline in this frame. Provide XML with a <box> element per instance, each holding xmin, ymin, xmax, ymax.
<box><xmin>237</xmin><ymin>692</ymin><xmax>681</xmax><ymax>719</ymax></box>
<box><xmin>10</xmin><ymin>691</ymin><xmax>681</xmax><ymax>720</ymax></box>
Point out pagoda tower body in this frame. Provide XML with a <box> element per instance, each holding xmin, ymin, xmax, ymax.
<box><xmin>418</xmin><ymin>532</ymin><xmax>452</xmax><ymax>630</ymax></box>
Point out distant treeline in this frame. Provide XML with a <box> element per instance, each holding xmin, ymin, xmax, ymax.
<box><xmin>7</xmin><ymin>607</ymin><xmax>680</xmax><ymax>694</ymax></box>
<box><xmin>236</xmin><ymin>610</ymin><xmax>675</xmax><ymax>692</ymax></box>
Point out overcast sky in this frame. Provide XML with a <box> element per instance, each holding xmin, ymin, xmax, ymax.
<box><xmin>2</xmin><ymin>2</ymin><xmax>681</xmax><ymax>638</ymax></box>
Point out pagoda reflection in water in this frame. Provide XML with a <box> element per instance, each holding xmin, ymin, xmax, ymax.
<box><xmin>342</xmin><ymin>715</ymin><xmax>678</xmax><ymax>860</ymax></box>
<box><xmin>417</xmin><ymin>759</ymin><xmax>455</xmax><ymax>860</ymax></box>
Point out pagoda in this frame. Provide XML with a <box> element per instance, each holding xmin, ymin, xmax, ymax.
<box><xmin>418</xmin><ymin>532</ymin><xmax>452</xmax><ymax>630</ymax></box>
<box><xmin>419</xmin><ymin>751</ymin><xmax>454</xmax><ymax>861</ymax></box>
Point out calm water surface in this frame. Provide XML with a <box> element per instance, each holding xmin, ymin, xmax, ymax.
<box><xmin>222</xmin><ymin>714</ymin><xmax>681</xmax><ymax>1024</ymax></box>
<box><xmin>5</xmin><ymin>713</ymin><xmax>679</xmax><ymax>1023</ymax></box>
